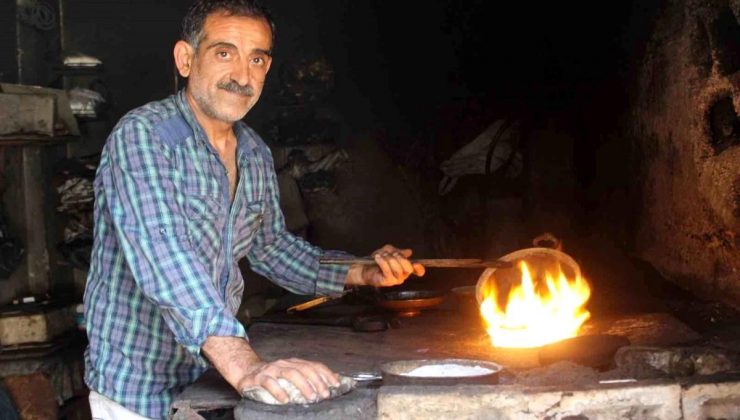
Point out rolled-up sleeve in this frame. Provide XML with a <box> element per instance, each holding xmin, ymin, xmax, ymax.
<box><xmin>247</xmin><ymin>148</ymin><xmax>351</xmax><ymax>297</ymax></box>
<box><xmin>103</xmin><ymin>117</ymin><xmax>246</xmax><ymax>364</ymax></box>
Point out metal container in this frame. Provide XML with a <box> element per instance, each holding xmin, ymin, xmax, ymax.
<box><xmin>379</xmin><ymin>358</ymin><xmax>503</xmax><ymax>386</ymax></box>
<box><xmin>475</xmin><ymin>247</ymin><xmax>582</xmax><ymax>305</ymax></box>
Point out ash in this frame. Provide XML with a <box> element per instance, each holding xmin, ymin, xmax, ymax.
<box><xmin>403</xmin><ymin>364</ymin><xmax>495</xmax><ymax>378</ymax></box>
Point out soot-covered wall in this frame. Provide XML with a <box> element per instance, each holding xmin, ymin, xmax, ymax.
<box><xmin>631</xmin><ymin>0</ymin><xmax>740</xmax><ymax>307</ymax></box>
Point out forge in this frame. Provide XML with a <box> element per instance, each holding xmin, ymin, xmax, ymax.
<box><xmin>171</xmin><ymin>294</ymin><xmax>740</xmax><ymax>419</ymax></box>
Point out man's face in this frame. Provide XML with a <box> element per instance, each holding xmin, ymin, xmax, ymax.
<box><xmin>184</xmin><ymin>13</ymin><xmax>273</xmax><ymax>123</ymax></box>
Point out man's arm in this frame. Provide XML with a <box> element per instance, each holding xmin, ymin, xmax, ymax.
<box><xmin>246</xmin><ymin>147</ymin><xmax>350</xmax><ymax>297</ymax></box>
<box><xmin>202</xmin><ymin>336</ymin><xmax>339</xmax><ymax>403</ymax></box>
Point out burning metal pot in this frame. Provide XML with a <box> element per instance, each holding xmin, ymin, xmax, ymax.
<box><xmin>476</xmin><ymin>238</ymin><xmax>591</xmax><ymax>348</ymax></box>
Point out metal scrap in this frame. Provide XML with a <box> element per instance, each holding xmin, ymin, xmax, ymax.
<box><xmin>438</xmin><ymin>119</ymin><xmax>523</xmax><ymax>195</ymax></box>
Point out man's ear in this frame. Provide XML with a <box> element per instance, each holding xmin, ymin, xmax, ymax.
<box><xmin>174</xmin><ymin>40</ymin><xmax>195</xmax><ymax>78</ymax></box>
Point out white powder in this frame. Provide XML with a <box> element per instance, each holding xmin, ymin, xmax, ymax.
<box><xmin>402</xmin><ymin>364</ymin><xmax>494</xmax><ymax>378</ymax></box>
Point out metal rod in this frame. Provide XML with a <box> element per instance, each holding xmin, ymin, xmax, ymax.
<box><xmin>319</xmin><ymin>257</ymin><xmax>513</xmax><ymax>269</ymax></box>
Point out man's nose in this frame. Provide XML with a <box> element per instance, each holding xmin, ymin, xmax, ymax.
<box><xmin>231</xmin><ymin>60</ymin><xmax>251</xmax><ymax>87</ymax></box>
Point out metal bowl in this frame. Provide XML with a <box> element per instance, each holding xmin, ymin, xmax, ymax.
<box><xmin>476</xmin><ymin>247</ymin><xmax>582</xmax><ymax>305</ymax></box>
<box><xmin>379</xmin><ymin>358</ymin><xmax>503</xmax><ymax>386</ymax></box>
<box><xmin>377</xmin><ymin>290</ymin><xmax>445</xmax><ymax>317</ymax></box>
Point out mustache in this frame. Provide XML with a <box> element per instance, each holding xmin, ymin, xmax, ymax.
<box><xmin>217</xmin><ymin>81</ymin><xmax>254</xmax><ymax>97</ymax></box>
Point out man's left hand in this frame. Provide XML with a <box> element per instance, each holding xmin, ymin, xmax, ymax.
<box><xmin>346</xmin><ymin>245</ymin><xmax>425</xmax><ymax>287</ymax></box>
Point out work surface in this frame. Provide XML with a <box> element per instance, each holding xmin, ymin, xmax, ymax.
<box><xmin>170</xmin><ymin>306</ymin><xmax>701</xmax><ymax>417</ymax></box>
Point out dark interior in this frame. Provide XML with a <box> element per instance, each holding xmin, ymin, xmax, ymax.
<box><xmin>0</xmin><ymin>0</ymin><xmax>738</xmax><ymax>418</ymax></box>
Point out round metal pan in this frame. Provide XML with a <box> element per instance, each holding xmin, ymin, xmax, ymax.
<box><xmin>376</xmin><ymin>290</ymin><xmax>445</xmax><ymax>317</ymax></box>
<box><xmin>379</xmin><ymin>358</ymin><xmax>503</xmax><ymax>386</ymax></box>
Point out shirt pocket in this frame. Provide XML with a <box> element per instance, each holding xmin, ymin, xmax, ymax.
<box><xmin>233</xmin><ymin>201</ymin><xmax>264</xmax><ymax>258</ymax></box>
<box><xmin>184</xmin><ymin>188</ymin><xmax>224</xmax><ymax>259</ymax></box>
<box><xmin>184</xmin><ymin>188</ymin><xmax>223</xmax><ymax>220</ymax></box>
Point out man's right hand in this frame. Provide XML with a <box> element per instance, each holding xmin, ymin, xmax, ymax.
<box><xmin>202</xmin><ymin>336</ymin><xmax>340</xmax><ymax>404</ymax></box>
<box><xmin>237</xmin><ymin>358</ymin><xmax>340</xmax><ymax>403</ymax></box>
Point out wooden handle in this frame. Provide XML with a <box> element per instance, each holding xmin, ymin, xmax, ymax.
<box><xmin>319</xmin><ymin>257</ymin><xmax>512</xmax><ymax>269</ymax></box>
<box><xmin>287</xmin><ymin>295</ymin><xmax>338</xmax><ymax>313</ymax></box>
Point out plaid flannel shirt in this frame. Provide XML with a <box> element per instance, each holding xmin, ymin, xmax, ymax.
<box><xmin>83</xmin><ymin>90</ymin><xmax>349</xmax><ymax>419</ymax></box>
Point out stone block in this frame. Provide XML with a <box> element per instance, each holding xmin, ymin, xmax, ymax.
<box><xmin>234</xmin><ymin>388</ymin><xmax>376</xmax><ymax>420</ymax></box>
<box><xmin>681</xmin><ymin>381</ymin><xmax>740</xmax><ymax>420</ymax></box>
<box><xmin>378</xmin><ymin>382</ymin><xmax>682</xmax><ymax>420</ymax></box>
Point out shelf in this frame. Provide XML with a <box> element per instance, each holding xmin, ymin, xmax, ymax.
<box><xmin>0</xmin><ymin>330</ymin><xmax>86</xmax><ymax>361</ymax></box>
<box><xmin>0</xmin><ymin>135</ymin><xmax>79</xmax><ymax>147</ymax></box>
<box><xmin>53</xmin><ymin>66</ymin><xmax>104</xmax><ymax>76</ymax></box>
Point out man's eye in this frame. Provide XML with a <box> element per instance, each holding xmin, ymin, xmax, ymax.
<box><xmin>217</xmin><ymin>51</ymin><xmax>230</xmax><ymax>59</ymax></box>
<box><xmin>251</xmin><ymin>57</ymin><xmax>265</xmax><ymax>65</ymax></box>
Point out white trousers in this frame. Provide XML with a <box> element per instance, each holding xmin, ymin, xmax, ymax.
<box><xmin>89</xmin><ymin>391</ymin><xmax>155</xmax><ymax>420</ymax></box>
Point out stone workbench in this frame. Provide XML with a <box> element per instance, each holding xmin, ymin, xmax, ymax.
<box><xmin>170</xmin><ymin>308</ymin><xmax>717</xmax><ymax>419</ymax></box>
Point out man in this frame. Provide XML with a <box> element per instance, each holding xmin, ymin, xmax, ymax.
<box><xmin>83</xmin><ymin>1</ymin><xmax>425</xmax><ymax>418</ymax></box>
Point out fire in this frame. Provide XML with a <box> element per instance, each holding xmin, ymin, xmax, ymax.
<box><xmin>479</xmin><ymin>260</ymin><xmax>591</xmax><ymax>348</ymax></box>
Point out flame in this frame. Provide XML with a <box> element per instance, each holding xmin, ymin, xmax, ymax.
<box><xmin>479</xmin><ymin>260</ymin><xmax>591</xmax><ymax>348</ymax></box>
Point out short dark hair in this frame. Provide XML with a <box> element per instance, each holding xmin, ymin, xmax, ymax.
<box><xmin>181</xmin><ymin>0</ymin><xmax>276</xmax><ymax>49</ymax></box>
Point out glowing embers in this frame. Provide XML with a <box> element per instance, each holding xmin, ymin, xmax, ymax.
<box><xmin>479</xmin><ymin>261</ymin><xmax>591</xmax><ymax>348</ymax></box>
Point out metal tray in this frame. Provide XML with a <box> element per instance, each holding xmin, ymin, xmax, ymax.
<box><xmin>379</xmin><ymin>358</ymin><xmax>503</xmax><ymax>386</ymax></box>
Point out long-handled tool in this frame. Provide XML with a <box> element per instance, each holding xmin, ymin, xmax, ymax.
<box><xmin>287</xmin><ymin>258</ymin><xmax>512</xmax><ymax>313</ymax></box>
<box><xmin>318</xmin><ymin>257</ymin><xmax>513</xmax><ymax>269</ymax></box>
